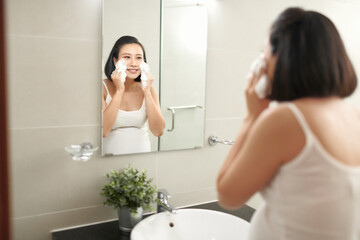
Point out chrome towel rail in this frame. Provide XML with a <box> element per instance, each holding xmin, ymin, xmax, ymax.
<box><xmin>208</xmin><ymin>135</ymin><xmax>234</xmax><ymax>146</ymax></box>
<box><xmin>167</xmin><ymin>105</ymin><xmax>203</xmax><ymax>132</ymax></box>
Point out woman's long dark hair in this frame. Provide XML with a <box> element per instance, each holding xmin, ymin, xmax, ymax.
<box><xmin>268</xmin><ymin>8</ymin><xmax>357</xmax><ymax>101</ymax></box>
<box><xmin>104</xmin><ymin>36</ymin><xmax>147</xmax><ymax>82</ymax></box>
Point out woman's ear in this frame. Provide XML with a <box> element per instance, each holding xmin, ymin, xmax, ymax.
<box><xmin>113</xmin><ymin>57</ymin><xmax>117</xmax><ymax>65</ymax></box>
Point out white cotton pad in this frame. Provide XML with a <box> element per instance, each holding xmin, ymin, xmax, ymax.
<box><xmin>255</xmin><ymin>75</ymin><xmax>269</xmax><ymax>99</ymax></box>
<box><xmin>140</xmin><ymin>61</ymin><xmax>150</xmax><ymax>89</ymax></box>
<box><xmin>249</xmin><ymin>55</ymin><xmax>269</xmax><ymax>99</ymax></box>
<box><xmin>250</xmin><ymin>54</ymin><xmax>266</xmax><ymax>75</ymax></box>
<box><xmin>115</xmin><ymin>59</ymin><xmax>127</xmax><ymax>83</ymax></box>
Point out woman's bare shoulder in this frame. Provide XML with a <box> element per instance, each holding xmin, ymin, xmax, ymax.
<box><xmin>103</xmin><ymin>78</ymin><xmax>113</xmax><ymax>87</ymax></box>
<box><xmin>102</xmin><ymin>79</ymin><xmax>114</xmax><ymax>97</ymax></box>
<box><xmin>103</xmin><ymin>78</ymin><xmax>115</xmax><ymax>91</ymax></box>
<box><xmin>258</xmin><ymin>102</ymin><xmax>298</xmax><ymax>126</ymax></box>
<box><xmin>292</xmin><ymin>97</ymin><xmax>360</xmax><ymax>166</ymax></box>
<box><xmin>253</xmin><ymin>103</ymin><xmax>306</xmax><ymax>164</ymax></box>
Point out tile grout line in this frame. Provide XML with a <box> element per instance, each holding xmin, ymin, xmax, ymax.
<box><xmin>7</xmin><ymin>33</ymin><xmax>100</xmax><ymax>42</ymax></box>
<box><xmin>13</xmin><ymin>204</ymin><xmax>105</xmax><ymax>221</ymax></box>
<box><xmin>10</xmin><ymin>124</ymin><xmax>100</xmax><ymax>131</ymax></box>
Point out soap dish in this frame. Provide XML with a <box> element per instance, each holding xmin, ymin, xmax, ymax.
<box><xmin>65</xmin><ymin>142</ymin><xmax>98</xmax><ymax>161</ymax></box>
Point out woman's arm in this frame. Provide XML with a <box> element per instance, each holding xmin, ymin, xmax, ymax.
<box><xmin>142</xmin><ymin>72</ymin><xmax>165</xmax><ymax>137</ymax></box>
<box><xmin>217</xmin><ymin>116</ymin><xmax>255</xmax><ymax>185</ymax></box>
<box><xmin>144</xmin><ymin>85</ymin><xmax>165</xmax><ymax>137</ymax></box>
<box><xmin>217</xmin><ymin>108</ymin><xmax>288</xmax><ymax>209</ymax></box>
<box><xmin>216</xmin><ymin>68</ymin><xmax>305</xmax><ymax>209</ymax></box>
<box><xmin>102</xmin><ymin>73</ymin><xmax>125</xmax><ymax>137</ymax></box>
<box><xmin>217</xmin><ymin>68</ymin><xmax>271</xmax><ymax>187</ymax></box>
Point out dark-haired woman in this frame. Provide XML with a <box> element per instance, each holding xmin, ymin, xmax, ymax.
<box><xmin>102</xmin><ymin>36</ymin><xmax>165</xmax><ymax>155</ymax></box>
<box><xmin>217</xmin><ymin>8</ymin><xmax>359</xmax><ymax>240</ymax></box>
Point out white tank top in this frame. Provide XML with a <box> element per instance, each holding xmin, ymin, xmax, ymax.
<box><xmin>103</xmin><ymin>81</ymin><xmax>147</xmax><ymax>129</ymax></box>
<box><xmin>102</xmin><ymin>81</ymin><xmax>151</xmax><ymax>155</ymax></box>
<box><xmin>249</xmin><ymin>102</ymin><xmax>360</xmax><ymax>240</ymax></box>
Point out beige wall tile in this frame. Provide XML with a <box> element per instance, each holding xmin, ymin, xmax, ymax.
<box><xmin>7</xmin><ymin>35</ymin><xmax>101</xmax><ymax>128</ymax></box>
<box><xmin>205</xmin><ymin>48</ymin><xmax>256</xmax><ymax>119</ymax></box>
<box><xmin>156</xmin><ymin>118</ymin><xmax>243</xmax><ymax>203</ymax></box>
<box><xmin>168</xmin><ymin>187</ymin><xmax>218</xmax><ymax>208</ymax></box>
<box><xmin>6</xmin><ymin>0</ymin><xmax>101</xmax><ymax>40</ymax></box>
<box><xmin>10</xmin><ymin>125</ymin><xmax>157</xmax><ymax>218</ymax></box>
<box><xmin>207</xmin><ymin>0</ymin><xmax>296</xmax><ymax>52</ymax></box>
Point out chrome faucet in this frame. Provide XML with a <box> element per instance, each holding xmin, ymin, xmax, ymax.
<box><xmin>157</xmin><ymin>189</ymin><xmax>176</xmax><ymax>214</ymax></box>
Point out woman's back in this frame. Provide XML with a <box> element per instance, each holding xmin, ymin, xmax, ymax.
<box><xmin>249</xmin><ymin>98</ymin><xmax>360</xmax><ymax>240</ymax></box>
<box><xmin>294</xmin><ymin>97</ymin><xmax>360</xmax><ymax>167</ymax></box>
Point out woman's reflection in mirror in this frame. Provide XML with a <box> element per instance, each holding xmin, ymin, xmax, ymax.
<box><xmin>102</xmin><ymin>36</ymin><xmax>165</xmax><ymax>155</ymax></box>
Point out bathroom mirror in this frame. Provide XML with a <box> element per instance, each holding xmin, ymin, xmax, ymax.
<box><xmin>101</xmin><ymin>0</ymin><xmax>207</xmax><ymax>156</ymax></box>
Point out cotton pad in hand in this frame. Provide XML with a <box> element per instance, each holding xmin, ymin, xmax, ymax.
<box><xmin>250</xmin><ymin>54</ymin><xmax>266</xmax><ymax>75</ymax></box>
<box><xmin>255</xmin><ymin>75</ymin><xmax>269</xmax><ymax>99</ymax></box>
<box><xmin>115</xmin><ymin>59</ymin><xmax>127</xmax><ymax>83</ymax></box>
<box><xmin>249</xmin><ymin>56</ymin><xmax>269</xmax><ymax>99</ymax></box>
<box><xmin>140</xmin><ymin>61</ymin><xmax>150</xmax><ymax>89</ymax></box>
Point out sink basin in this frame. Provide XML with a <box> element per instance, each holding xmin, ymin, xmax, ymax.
<box><xmin>131</xmin><ymin>209</ymin><xmax>250</xmax><ymax>240</ymax></box>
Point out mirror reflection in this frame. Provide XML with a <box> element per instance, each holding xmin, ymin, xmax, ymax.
<box><xmin>101</xmin><ymin>0</ymin><xmax>207</xmax><ymax>156</ymax></box>
<box><xmin>159</xmin><ymin>0</ymin><xmax>207</xmax><ymax>151</ymax></box>
<box><xmin>102</xmin><ymin>36</ymin><xmax>165</xmax><ymax>155</ymax></box>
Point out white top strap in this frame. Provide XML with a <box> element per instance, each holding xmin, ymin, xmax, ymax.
<box><xmin>284</xmin><ymin>102</ymin><xmax>312</xmax><ymax>137</ymax></box>
<box><xmin>102</xmin><ymin>80</ymin><xmax>110</xmax><ymax>96</ymax></box>
<box><xmin>102</xmin><ymin>81</ymin><xmax>111</xmax><ymax>106</ymax></box>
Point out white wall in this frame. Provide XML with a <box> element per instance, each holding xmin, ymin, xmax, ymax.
<box><xmin>6</xmin><ymin>0</ymin><xmax>360</xmax><ymax>240</ymax></box>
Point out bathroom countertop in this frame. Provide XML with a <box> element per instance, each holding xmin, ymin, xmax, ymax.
<box><xmin>52</xmin><ymin>201</ymin><xmax>255</xmax><ymax>240</ymax></box>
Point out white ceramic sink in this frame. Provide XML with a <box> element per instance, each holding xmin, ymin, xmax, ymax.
<box><xmin>131</xmin><ymin>209</ymin><xmax>250</xmax><ymax>240</ymax></box>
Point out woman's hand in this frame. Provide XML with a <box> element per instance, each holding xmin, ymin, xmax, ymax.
<box><xmin>141</xmin><ymin>70</ymin><xmax>165</xmax><ymax>137</ymax></box>
<box><xmin>142</xmin><ymin>71</ymin><xmax>154</xmax><ymax>93</ymax></box>
<box><xmin>245</xmin><ymin>68</ymin><xmax>271</xmax><ymax>120</ymax></box>
<box><xmin>111</xmin><ymin>70</ymin><xmax>125</xmax><ymax>92</ymax></box>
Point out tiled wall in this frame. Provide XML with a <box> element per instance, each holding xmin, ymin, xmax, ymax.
<box><xmin>6</xmin><ymin>0</ymin><xmax>360</xmax><ymax>240</ymax></box>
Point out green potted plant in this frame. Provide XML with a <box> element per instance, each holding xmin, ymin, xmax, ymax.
<box><xmin>100</xmin><ymin>166</ymin><xmax>157</xmax><ymax>232</ymax></box>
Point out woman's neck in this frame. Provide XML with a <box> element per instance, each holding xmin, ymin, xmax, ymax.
<box><xmin>124</xmin><ymin>78</ymin><xmax>140</xmax><ymax>91</ymax></box>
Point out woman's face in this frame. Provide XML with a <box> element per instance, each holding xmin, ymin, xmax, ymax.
<box><xmin>114</xmin><ymin>43</ymin><xmax>144</xmax><ymax>79</ymax></box>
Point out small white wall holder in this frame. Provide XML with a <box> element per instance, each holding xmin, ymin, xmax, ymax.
<box><xmin>65</xmin><ymin>142</ymin><xmax>98</xmax><ymax>161</ymax></box>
